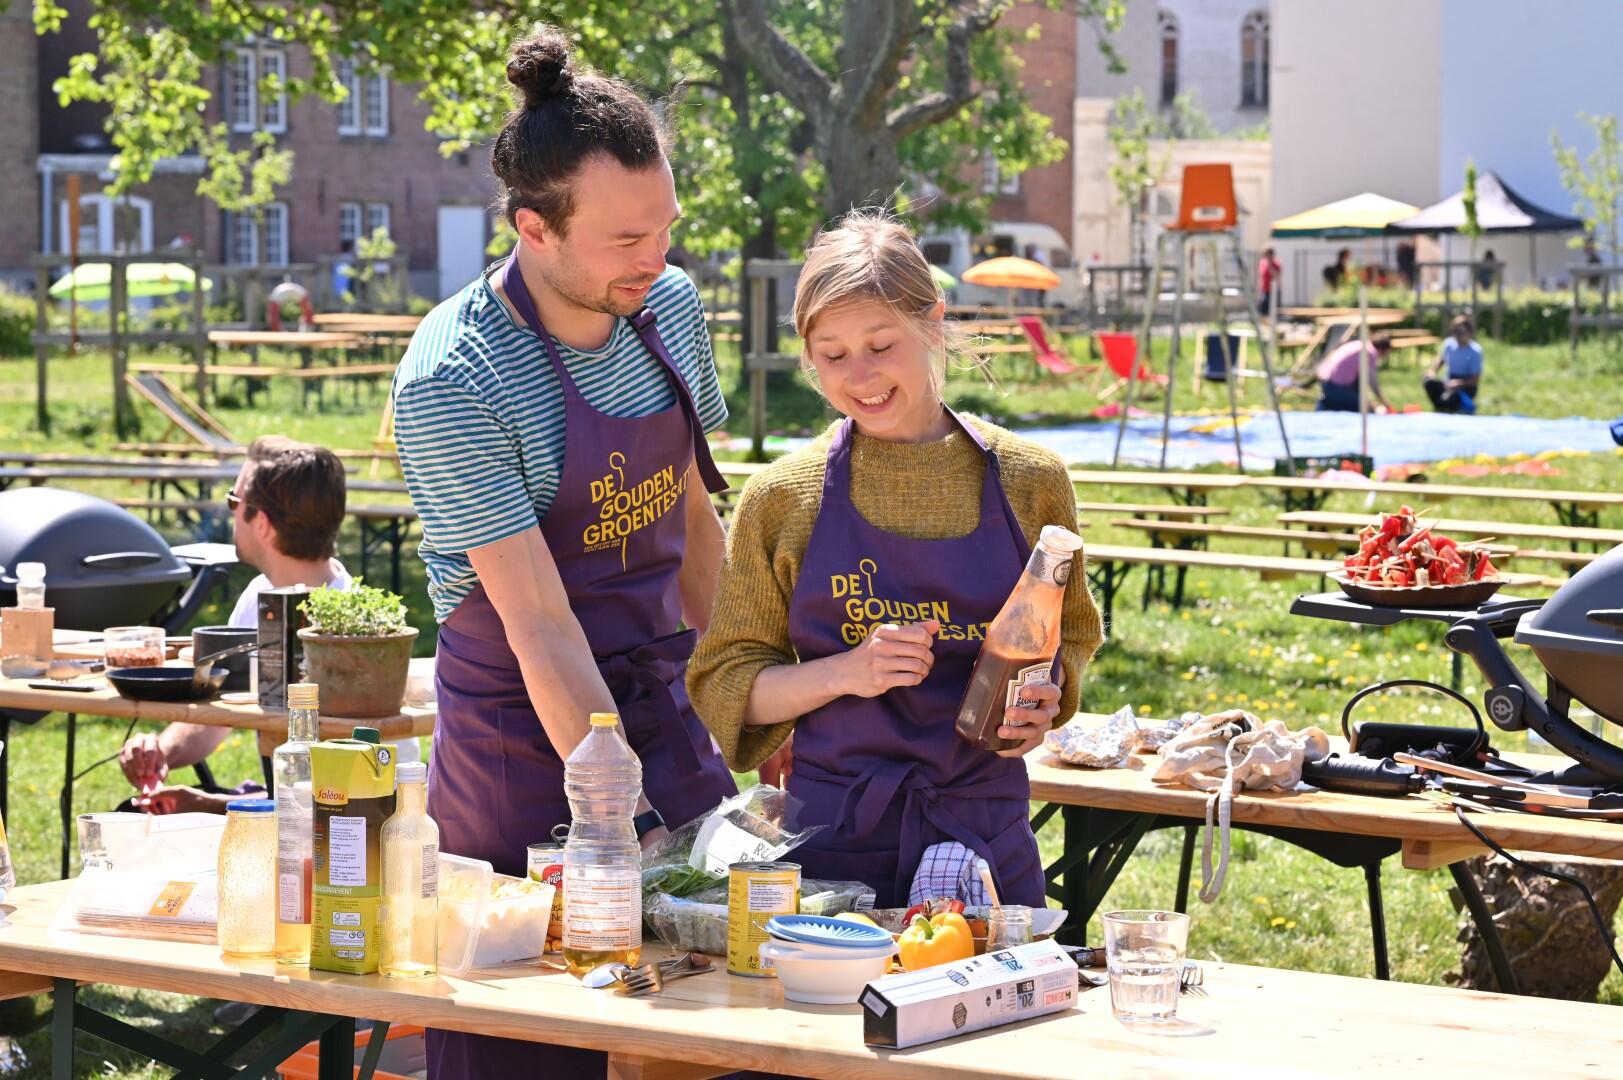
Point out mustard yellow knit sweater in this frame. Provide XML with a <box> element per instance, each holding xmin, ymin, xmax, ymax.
<box><xmin>688</xmin><ymin>415</ymin><xmax>1106</xmax><ymax>771</ymax></box>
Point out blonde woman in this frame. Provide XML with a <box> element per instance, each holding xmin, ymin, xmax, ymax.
<box><xmin>688</xmin><ymin>212</ymin><xmax>1104</xmax><ymax>907</ymax></box>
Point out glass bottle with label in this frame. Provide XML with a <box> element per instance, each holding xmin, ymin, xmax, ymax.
<box><xmin>380</xmin><ymin>761</ymin><xmax>438</xmax><ymax>978</ymax></box>
<box><xmin>561</xmin><ymin>712</ymin><xmax>643</xmax><ymax>976</ymax></box>
<box><xmin>954</xmin><ymin>525</ymin><xmax>1085</xmax><ymax>751</ymax></box>
<box><xmin>274</xmin><ymin>682</ymin><xmax>319</xmax><ymax>965</ymax></box>
<box><xmin>219</xmin><ymin>798</ymin><xmax>277</xmax><ymax>957</ymax></box>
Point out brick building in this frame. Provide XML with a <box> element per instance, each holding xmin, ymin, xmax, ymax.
<box><xmin>5</xmin><ymin>3</ymin><xmax>498</xmax><ymax>301</ymax></box>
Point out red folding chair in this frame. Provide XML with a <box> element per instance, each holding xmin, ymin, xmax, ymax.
<box><xmin>1015</xmin><ymin>316</ymin><xmax>1089</xmax><ymax>377</ymax></box>
<box><xmin>1095</xmin><ymin>332</ymin><xmax>1168</xmax><ymax>401</ymax></box>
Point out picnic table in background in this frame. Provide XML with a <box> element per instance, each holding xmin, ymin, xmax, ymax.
<box><xmin>1026</xmin><ymin>723</ymin><xmax>1623</xmax><ymax>995</ymax></box>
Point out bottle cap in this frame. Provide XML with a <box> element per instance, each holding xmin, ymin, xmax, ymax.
<box><xmin>226</xmin><ymin>798</ymin><xmax>275</xmax><ymax>813</ymax></box>
<box><xmin>15</xmin><ymin>562</ymin><xmax>45</xmax><ymax>584</ymax></box>
<box><xmin>287</xmin><ymin>683</ymin><xmax>319</xmax><ymax>709</ymax></box>
<box><xmin>1037</xmin><ymin>525</ymin><xmax>1084</xmax><ymax>554</ymax></box>
<box><xmin>352</xmin><ymin>726</ymin><xmax>381</xmax><ymax>744</ymax></box>
<box><xmin>397</xmin><ymin>761</ymin><xmax>427</xmax><ymax>784</ymax></box>
<box><xmin>589</xmin><ymin>712</ymin><xmax>620</xmax><ymax>728</ymax></box>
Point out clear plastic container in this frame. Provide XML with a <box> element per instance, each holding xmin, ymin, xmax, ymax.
<box><xmin>104</xmin><ymin>625</ymin><xmax>167</xmax><ymax>669</ymax></box>
<box><xmin>218</xmin><ymin>798</ymin><xmax>277</xmax><ymax>957</ymax></box>
<box><xmin>562</xmin><ymin>712</ymin><xmax>643</xmax><ymax>975</ymax></box>
<box><xmin>14</xmin><ymin>563</ymin><xmax>45</xmax><ymax>610</ymax></box>
<box><xmin>436</xmin><ymin>852</ymin><xmax>554</xmax><ymax>975</ymax></box>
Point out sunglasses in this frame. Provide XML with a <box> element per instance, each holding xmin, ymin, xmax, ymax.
<box><xmin>226</xmin><ymin>490</ymin><xmax>250</xmax><ymax>513</ymax></box>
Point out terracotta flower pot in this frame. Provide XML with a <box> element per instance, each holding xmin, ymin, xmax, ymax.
<box><xmin>296</xmin><ymin>627</ymin><xmax>419</xmax><ymax>718</ymax></box>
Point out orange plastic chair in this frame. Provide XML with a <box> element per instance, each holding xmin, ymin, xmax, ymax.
<box><xmin>1015</xmin><ymin>316</ymin><xmax>1085</xmax><ymax>377</ymax></box>
<box><xmin>1095</xmin><ymin>332</ymin><xmax>1167</xmax><ymax>401</ymax></box>
<box><xmin>1174</xmin><ymin>164</ymin><xmax>1238</xmax><ymax>232</ymax></box>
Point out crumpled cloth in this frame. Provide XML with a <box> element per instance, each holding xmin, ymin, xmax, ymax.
<box><xmin>1151</xmin><ymin>710</ymin><xmax>1331</xmax><ymax>903</ymax></box>
<box><xmin>1044</xmin><ymin>706</ymin><xmax>1195</xmax><ymax>768</ymax></box>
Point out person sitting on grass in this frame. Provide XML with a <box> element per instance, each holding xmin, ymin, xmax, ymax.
<box><xmin>114</xmin><ymin>436</ymin><xmax>411</xmax><ymax>814</ymax></box>
<box><xmin>1315</xmin><ymin>334</ymin><xmax>1394</xmax><ymax>413</ymax></box>
<box><xmin>1424</xmin><ymin>314</ymin><xmax>1483</xmax><ymax>415</ymax></box>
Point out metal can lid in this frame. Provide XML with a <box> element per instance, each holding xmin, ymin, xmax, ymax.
<box><xmin>729</xmin><ymin>861</ymin><xmax>801</xmax><ymax>874</ymax></box>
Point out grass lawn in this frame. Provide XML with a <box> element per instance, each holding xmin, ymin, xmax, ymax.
<box><xmin>0</xmin><ymin>326</ymin><xmax>1619</xmax><ymax>1075</ymax></box>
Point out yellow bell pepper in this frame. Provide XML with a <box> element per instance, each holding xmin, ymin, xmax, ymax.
<box><xmin>898</xmin><ymin>912</ymin><xmax>974</xmax><ymax>971</ymax></box>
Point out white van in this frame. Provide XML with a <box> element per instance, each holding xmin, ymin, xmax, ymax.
<box><xmin>920</xmin><ymin>222</ymin><xmax>1082</xmax><ymax>310</ymax></box>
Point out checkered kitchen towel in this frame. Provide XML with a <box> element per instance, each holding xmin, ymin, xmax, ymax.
<box><xmin>908</xmin><ymin>842</ymin><xmax>992</xmax><ymax>907</ymax></box>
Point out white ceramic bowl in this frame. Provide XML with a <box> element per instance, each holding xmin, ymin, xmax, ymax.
<box><xmin>759</xmin><ymin>939</ymin><xmax>894</xmax><ymax>1004</ymax></box>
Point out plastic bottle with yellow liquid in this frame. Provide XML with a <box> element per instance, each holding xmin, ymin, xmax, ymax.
<box><xmin>274</xmin><ymin>682</ymin><xmax>319</xmax><ymax>964</ymax></box>
<box><xmin>380</xmin><ymin>761</ymin><xmax>438</xmax><ymax>977</ymax></box>
<box><xmin>561</xmin><ymin>712</ymin><xmax>643</xmax><ymax>976</ymax></box>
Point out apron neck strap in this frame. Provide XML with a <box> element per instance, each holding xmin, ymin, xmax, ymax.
<box><xmin>501</xmin><ymin>247</ymin><xmax>728</xmax><ymax>497</ymax></box>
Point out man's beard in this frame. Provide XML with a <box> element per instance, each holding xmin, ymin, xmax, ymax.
<box><xmin>540</xmin><ymin>256</ymin><xmax>658</xmax><ymax>319</ymax></box>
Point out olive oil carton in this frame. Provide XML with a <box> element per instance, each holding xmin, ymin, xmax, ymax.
<box><xmin>310</xmin><ymin>729</ymin><xmax>396</xmax><ymax>974</ymax></box>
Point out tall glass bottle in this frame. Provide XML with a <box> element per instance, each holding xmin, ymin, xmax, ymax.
<box><xmin>380</xmin><ymin>761</ymin><xmax>438</xmax><ymax>978</ymax></box>
<box><xmin>955</xmin><ymin>525</ymin><xmax>1084</xmax><ymax>751</ymax></box>
<box><xmin>274</xmin><ymin>682</ymin><xmax>319</xmax><ymax>965</ymax></box>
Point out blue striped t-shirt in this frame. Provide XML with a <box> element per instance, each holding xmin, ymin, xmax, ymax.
<box><xmin>392</xmin><ymin>262</ymin><xmax>728</xmax><ymax>621</ymax></box>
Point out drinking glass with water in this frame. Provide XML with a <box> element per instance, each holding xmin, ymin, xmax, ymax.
<box><xmin>1102</xmin><ymin>910</ymin><xmax>1190</xmax><ymax>1025</ymax></box>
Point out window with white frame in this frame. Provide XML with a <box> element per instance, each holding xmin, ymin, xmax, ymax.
<box><xmin>364</xmin><ymin>73</ymin><xmax>389</xmax><ymax>136</ymax></box>
<box><xmin>980</xmin><ymin>151</ymin><xmax>1020</xmax><ymax>196</ymax></box>
<box><xmin>227</xmin><ymin>49</ymin><xmax>256</xmax><ymax>133</ymax></box>
<box><xmin>337</xmin><ymin>59</ymin><xmax>360</xmax><ymax>135</ymax></box>
<box><xmin>1241</xmin><ymin>11</ymin><xmax>1269</xmax><ymax>108</ymax></box>
<box><xmin>365</xmin><ymin>202</ymin><xmax>391</xmax><ymax>241</ymax></box>
<box><xmin>225</xmin><ymin>211</ymin><xmax>258</xmax><ymax>265</ymax></box>
<box><xmin>1159</xmin><ymin>12</ymin><xmax>1179</xmax><ymax>108</ymax></box>
<box><xmin>338</xmin><ymin>201</ymin><xmax>363</xmax><ymax>249</ymax></box>
<box><xmin>263</xmin><ymin>203</ymin><xmax>289</xmax><ymax>266</ymax></box>
<box><xmin>259</xmin><ymin>50</ymin><xmax>287</xmax><ymax>133</ymax></box>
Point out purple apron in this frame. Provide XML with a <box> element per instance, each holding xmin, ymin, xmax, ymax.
<box><xmin>784</xmin><ymin>414</ymin><xmax>1048</xmax><ymax>909</ymax></box>
<box><xmin>427</xmin><ymin>252</ymin><xmax>737</xmax><ymax>1079</ymax></box>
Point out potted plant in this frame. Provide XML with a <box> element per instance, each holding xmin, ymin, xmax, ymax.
<box><xmin>297</xmin><ymin>581</ymin><xmax>418</xmax><ymax>718</ymax></box>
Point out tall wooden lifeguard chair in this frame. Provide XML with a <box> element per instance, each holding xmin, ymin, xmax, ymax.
<box><xmin>1111</xmin><ymin>164</ymin><xmax>1295</xmax><ymax>474</ymax></box>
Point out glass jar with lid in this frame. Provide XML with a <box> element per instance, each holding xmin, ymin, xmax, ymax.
<box><xmin>218</xmin><ymin>798</ymin><xmax>277</xmax><ymax>957</ymax></box>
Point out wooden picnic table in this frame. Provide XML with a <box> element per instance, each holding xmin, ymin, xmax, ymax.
<box><xmin>206</xmin><ymin>330</ymin><xmax>364</xmax><ymax>349</ymax></box>
<box><xmin>1027</xmin><ymin>721</ymin><xmax>1623</xmax><ymax>995</ymax></box>
<box><xmin>1249</xmin><ymin>473</ymin><xmax>1623</xmax><ymax>526</ymax></box>
<box><xmin>3</xmin><ymin>879</ymin><xmax>1616</xmax><ymax>1080</ymax></box>
<box><xmin>1082</xmin><ymin>541</ymin><xmax>1334</xmax><ymax>625</ymax></box>
<box><xmin>1076</xmin><ymin>502</ymin><xmax>1229</xmax><ymax>520</ymax></box>
<box><xmin>1068</xmin><ymin>469</ymin><xmax>1249</xmax><ymax>506</ymax></box>
<box><xmin>1278</xmin><ymin>509</ymin><xmax>1623</xmax><ymax>551</ymax></box>
<box><xmin>310</xmin><ymin>312</ymin><xmax>424</xmax><ymax>331</ymax></box>
<box><xmin>0</xmin><ymin>676</ymin><xmax>433</xmax><ymax>878</ymax></box>
<box><xmin>1109</xmin><ymin>517</ymin><xmax>1523</xmax><ymax>560</ymax></box>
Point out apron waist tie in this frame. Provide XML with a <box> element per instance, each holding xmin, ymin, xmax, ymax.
<box><xmin>597</xmin><ymin>630</ymin><xmax>706</xmax><ymax>776</ymax></box>
<box><xmin>798</xmin><ymin>759</ymin><xmax>1012</xmax><ymax>905</ymax></box>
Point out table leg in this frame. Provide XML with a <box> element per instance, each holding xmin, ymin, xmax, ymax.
<box><xmin>356</xmin><ymin>1020</ymin><xmax>391</xmax><ymax>1080</ymax></box>
<box><xmin>51</xmin><ymin>979</ymin><xmax>74</xmax><ymax>1080</ymax></box>
<box><xmin>319</xmin><ymin>1016</ymin><xmax>356</xmax><ymax>1080</ymax></box>
<box><xmin>1448</xmin><ymin>862</ymin><xmax>1521</xmax><ymax>994</ymax></box>
<box><xmin>1365</xmin><ymin>863</ymin><xmax>1391</xmax><ymax>981</ymax></box>
<box><xmin>60</xmin><ymin>711</ymin><xmax>77</xmax><ymax>880</ymax></box>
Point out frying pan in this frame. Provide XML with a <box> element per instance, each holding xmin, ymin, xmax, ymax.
<box><xmin>107</xmin><ymin>640</ymin><xmax>260</xmax><ymax>702</ymax></box>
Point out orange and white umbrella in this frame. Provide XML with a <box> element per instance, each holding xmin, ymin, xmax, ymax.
<box><xmin>961</xmin><ymin>256</ymin><xmax>1060</xmax><ymax>291</ymax></box>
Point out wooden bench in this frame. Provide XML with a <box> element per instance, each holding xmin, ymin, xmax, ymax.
<box><xmin>1077</xmin><ymin>502</ymin><xmax>1230</xmax><ymax>520</ymax></box>
<box><xmin>1112</xmin><ymin>517</ymin><xmax>1369</xmax><ymax>556</ymax></box>
<box><xmin>1278</xmin><ymin>510</ymin><xmax>1623</xmax><ymax>552</ymax></box>
<box><xmin>1083</xmin><ymin>542</ymin><xmax>1336</xmax><ymax>626</ymax></box>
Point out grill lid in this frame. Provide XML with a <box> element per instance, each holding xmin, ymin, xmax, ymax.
<box><xmin>1516</xmin><ymin>544</ymin><xmax>1623</xmax><ymax>658</ymax></box>
<box><xmin>0</xmin><ymin>487</ymin><xmax>193</xmax><ymax>592</ymax></box>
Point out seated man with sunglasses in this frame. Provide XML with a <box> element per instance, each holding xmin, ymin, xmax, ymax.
<box><xmin>117</xmin><ymin>436</ymin><xmax>417</xmax><ymax>813</ymax></box>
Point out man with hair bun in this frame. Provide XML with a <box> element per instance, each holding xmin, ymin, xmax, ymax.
<box><xmin>392</xmin><ymin>25</ymin><xmax>736</xmax><ymax>1077</ymax></box>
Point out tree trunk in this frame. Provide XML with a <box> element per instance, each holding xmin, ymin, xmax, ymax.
<box><xmin>1448</xmin><ymin>853</ymin><xmax>1623</xmax><ymax>1000</ymax></box>
<box><xmin>820</xmin><ymin>124</ymin><xmax>903</xmax><ymax>217</ymax></box>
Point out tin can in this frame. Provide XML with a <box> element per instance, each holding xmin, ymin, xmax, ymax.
<box><xmin>727</xmin><ymin>860</ymin><xmax>800</xmax><ymax>977</ymax></box>
<box><xmin>527</xmin><ymin>842</ymin><xmax>567</xmax><ymax>953</ymax></box>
